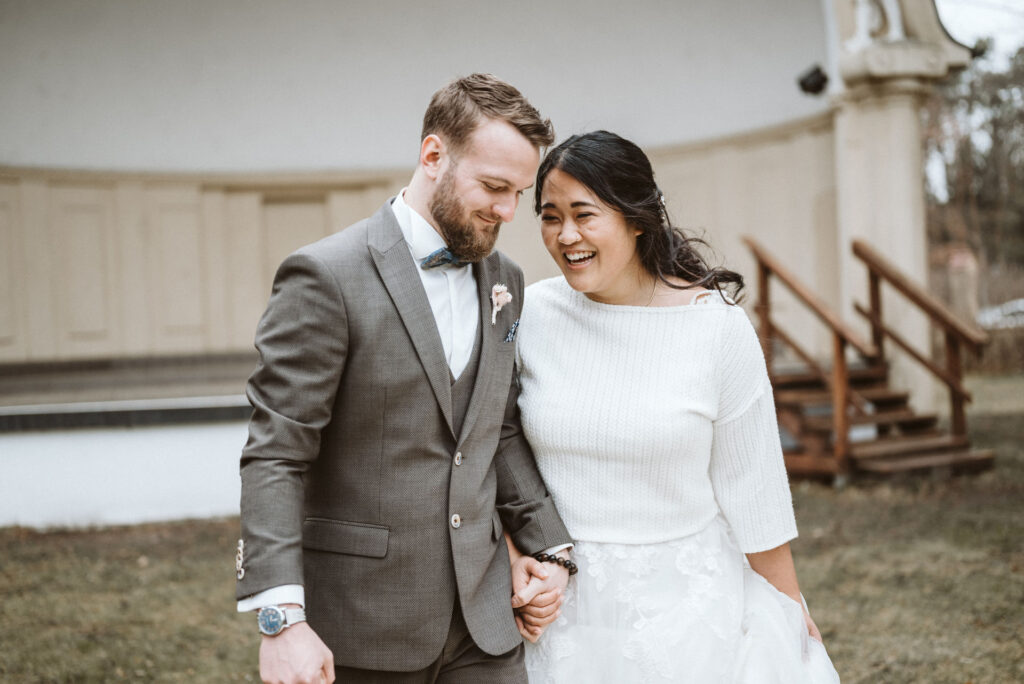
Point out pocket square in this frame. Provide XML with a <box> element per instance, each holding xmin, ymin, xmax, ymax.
<box><xmin>503</xmin><ymin>319</ymin><xmax>520</xmax><ymax>343</ymax></box>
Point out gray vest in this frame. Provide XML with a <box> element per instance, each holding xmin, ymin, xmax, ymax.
<box><xmin>450</xmin><ymin>321</ymin><xmax>482</xmax><ymax>438</ymax></box>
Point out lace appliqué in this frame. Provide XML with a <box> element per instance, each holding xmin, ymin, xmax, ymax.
<box><xmin>525</xmin><ymin>520</ymin><xmax>743</xmax><ymax>683</ymax></box>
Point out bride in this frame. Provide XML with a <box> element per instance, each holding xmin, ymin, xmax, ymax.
<box><xmin>510</xmin><ymin>131</ymin><xmax>840</xmax><ymax>683</ymax></box>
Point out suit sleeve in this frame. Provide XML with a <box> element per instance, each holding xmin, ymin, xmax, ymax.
<box><xmin>236</xmin><ymin>250</ymin><xmax>349</xmax><ymax>600</ymax></box>
<box><xmin>492</xmin><ymin>268</ymin><xmax>572</xmax><ymax>555</ymax></box>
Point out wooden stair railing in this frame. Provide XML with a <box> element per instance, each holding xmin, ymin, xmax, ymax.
<box><xmin>742</xmin><ymin>236</ymin><xmax>878</xmax><ymax>477</ymax></box>
<box><xmin>851</xmin><ymin>240</ymin><xmax>988</xmax><ymax>440</ymax></box>
<box><xmin>743</xmin><ymin>235</ymin><xmax>993</xmax><ymax>481</ymax></box>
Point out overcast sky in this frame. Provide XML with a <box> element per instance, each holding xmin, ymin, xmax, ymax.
<box><xmin>935</xmin><ymin>0</ymin><xmax>1024</xmax><ymax>67</ymax></box>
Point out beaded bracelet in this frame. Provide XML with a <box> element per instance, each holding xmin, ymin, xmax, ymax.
<box><xmin>532</xmin><ymin>551</ymin><xmax>578</xmax><ymax>576</ymax></box>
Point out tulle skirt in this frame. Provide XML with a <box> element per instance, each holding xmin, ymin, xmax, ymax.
<box><xmin>524</xmin><ymin>517</ymin><xmax>839</xmax><ymax>683</ymax></box>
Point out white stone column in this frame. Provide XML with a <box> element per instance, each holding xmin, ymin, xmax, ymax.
<box><xmin>833</xmin><ymin>79</ymin><xmax>934</xmax><ymax>408</ymax></box>
<box><xmin>828</xmin><ymin>0</ymin><xmax>971</xmax><ymax>411</ymax></box>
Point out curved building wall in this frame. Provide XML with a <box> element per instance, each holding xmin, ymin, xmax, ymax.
<box><xmin>0</xmin><ymin>0</ymin><xmax>842</xmax><ymax>365</ymax></box>
<box><xmin>0</xmin><ymin>0</ymin><xmax>830</xmax><ymax>171</ymax></box>
<box><xmin>0</xmin><ymin>112</ymin><xmax>837</xmax><ymax>363</ymax></box>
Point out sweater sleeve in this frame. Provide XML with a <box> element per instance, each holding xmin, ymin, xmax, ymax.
<box><xmin>708</xmin><ymin>309</ymin><xmax>797</xmax><ymax>553</ymax></box>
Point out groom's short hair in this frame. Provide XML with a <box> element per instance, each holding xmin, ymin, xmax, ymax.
<box><xmin>421</xmin><ymin>73</ymin><xmax>555</xmax><ymax>156</ymax></box>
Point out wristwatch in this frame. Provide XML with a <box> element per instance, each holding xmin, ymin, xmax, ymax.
<box><xmin>256</xmin><ymin>605</ymin><xmax>307</xmax><ymax>636</ymax></box>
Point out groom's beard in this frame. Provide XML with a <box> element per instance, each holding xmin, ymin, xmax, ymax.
<box><xmin>429</xmin><ymin>166</ymin><xmax>501</xmax><ymax>263</ymax></box>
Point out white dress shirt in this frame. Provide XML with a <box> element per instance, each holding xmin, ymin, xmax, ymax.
<box><xmin>390</xmin><ymin>190</ymin><xmax>480</xmax><ymax>380</ymax></box>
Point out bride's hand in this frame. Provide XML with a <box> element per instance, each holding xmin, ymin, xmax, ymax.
<box><xmin>516</xmin><ymin>574</ymin><xmax>562</xmax><ymax>617</ymax></box>
<box><xmin>804</xmin><ymin>608</ymin><xmax>823</xmax><ymax>643</ymax></box>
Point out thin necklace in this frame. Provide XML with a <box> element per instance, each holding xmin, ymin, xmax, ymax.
<box><xmin>645</xmin><ymin>281</ymin><xmax>658</xmax><ymax>307</ymax></box>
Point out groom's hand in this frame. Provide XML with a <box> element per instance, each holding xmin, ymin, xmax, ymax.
<box><xmin>259</xmin><ymin>619</ymin><xmax>335</xmax><ymax>684</ymax></box>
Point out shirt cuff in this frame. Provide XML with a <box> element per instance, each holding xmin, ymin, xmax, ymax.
<box><xmin>542</xmin><ymin>543</ymin><xmax>573</xmax><ymax>555</ymax></box>
<box><xmin>236</xmin><ymin>584</ymin><xmax>305</xmax><ymax>613</ymax></box>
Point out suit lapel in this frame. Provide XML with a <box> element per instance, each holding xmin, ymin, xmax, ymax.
<box><xmin>367</xmin><ymin>202</ymin><xmax>455</xmax><ymax>436</ymax></box>
<box><xmin>457</xmin><ymin>256</ymin><xmax>501</xmax><ymax>445</ymax></box>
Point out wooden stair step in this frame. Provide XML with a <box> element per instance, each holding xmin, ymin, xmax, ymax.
<box><xmin>783</xmin><ymin>451</ymin><xmax>840</xmax><ymax>476</ymax></box>
<box><xmin>855</xmin><ymin>449</ymin><xmax>995</xmax><ymax>474</ymax></box>
<box><xmin>804</xmin><ymin>410</ymin><xmax>937</xmax><ymax>431</ymax></box>
<box><xmin>771</xmin><ymin>364</ymin><xmax>888</xmax><ymax>389</ymax></box>
<box><xmin>850</xmin><ymin>434</ymin><xmax>969</xmax><ymax>460</ymax></box>
<box><xmin>775</xmin><ymin>387</ymin><xmax>909</xmax><ymax>407</ymax></box>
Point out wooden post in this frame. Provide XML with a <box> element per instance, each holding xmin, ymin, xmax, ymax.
<box><xmin>757</xmin><ymin>262</ymin><xmax>773</xmax><ymax>372</ymax></box>
<box><xmin>946</xmin><ymin>331</ymin><xmax>966</xmax><ymax>437</ymax></box>
<box><xmin>867</xmin><ymin>271</ymin><xmax>891</xmax><ymax>435</ymax></box>
<box><xmin>868</xmin><ymin>270</ymin><xmax>884</xmax><ymax>363</ymax></box>
<box><xmin>832</xmin><ymin>332</ymin><xmax>851</xmax><ymax>477</ymax></box>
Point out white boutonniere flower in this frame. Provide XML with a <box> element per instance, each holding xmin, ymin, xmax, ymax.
<box><xmin>491</xmin><ymin>283</ymin><xmax>512</xmax><ymax>325</ymax></box>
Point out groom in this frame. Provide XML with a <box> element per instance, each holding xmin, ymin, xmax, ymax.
<box><xmin>236</xmin><ymin>73</ymin><xmax>573</xmax><ymax>683</ymax></box>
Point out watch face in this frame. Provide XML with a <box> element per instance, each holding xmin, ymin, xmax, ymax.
<box><xmin>258</xmin><ymin>606</ymin><xmax>285</xmax><ymax>635</ymax></box>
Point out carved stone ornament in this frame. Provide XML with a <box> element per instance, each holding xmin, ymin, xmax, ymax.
<box><xmin>835</xmin><ymin>0</ymin><xmax>971</xmax><ymax>86</ymax></box>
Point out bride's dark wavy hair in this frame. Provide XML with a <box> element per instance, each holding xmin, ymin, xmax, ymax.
<box><xmin>534</xmin><ymin>130</ymin><xmax>744</xmax><ymax>301</ymax></box>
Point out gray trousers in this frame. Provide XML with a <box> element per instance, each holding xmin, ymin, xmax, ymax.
<box><xmin>334</xmin><ymin>601</ymin><xmax>526</xmax><ymax>684</ymax></box>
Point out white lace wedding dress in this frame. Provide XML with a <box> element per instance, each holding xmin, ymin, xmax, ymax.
<box><xmin>524</xmin><ymin>518</ymin><xmax>838</xmax><ymax>683</ymax></box>
<box><xmin>516</xmin><ymin>278</ymin><xmax>840</xmax><ymax>683</ymax></box>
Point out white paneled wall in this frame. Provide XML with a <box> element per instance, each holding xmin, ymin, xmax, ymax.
<box><xmin>0</xmin><ymin>115</ymin><xmax>839</xmax><ymax>364</ymax></box>
<box><xmin>0</xmin><ymin>171</ymin><xmax>406</xmax><ymax>362</ymax></box>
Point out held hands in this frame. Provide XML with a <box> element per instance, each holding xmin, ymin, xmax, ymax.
<box><xmin>259</xmin><ymin>620</ymin><xmax>335</xmax><ymax>684</ymax></box>
<box><xmin>509</xmin><ymin>553</ymin><xmax>570</xmax><ymax>643</ymax></box>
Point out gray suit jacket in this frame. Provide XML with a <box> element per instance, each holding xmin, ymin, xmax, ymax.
<box><xmin>237</xmin><ymin>200</ymin><xmax>571</xmax><ymax>671</ymax></box>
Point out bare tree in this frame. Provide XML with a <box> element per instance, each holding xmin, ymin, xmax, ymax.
<box><xmin>924</xmin><ymin>40</ymin><xmax>1024</xmax><ymax>306</ymax></box>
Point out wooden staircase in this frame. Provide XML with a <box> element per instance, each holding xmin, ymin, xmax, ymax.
<box><xmin>744</xmin><ymin>237</ymin><xmax>995</xmax><ymax>481</ymax></box>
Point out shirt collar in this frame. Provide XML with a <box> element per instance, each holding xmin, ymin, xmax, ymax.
<box><xmin>391</xmin><ymin>188</ymin><xmax>450</xmax><ymax>262</ymax></box>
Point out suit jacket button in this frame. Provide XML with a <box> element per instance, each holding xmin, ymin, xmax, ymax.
<box><xmin>454</xmin><ymin>452</ymin><xmax>463</xmax><ymax>466</ymax></box>
<box><xmin>450</xmin><ymin>514</ymin><xmax>461</xmax><ymax>529</ymax></box>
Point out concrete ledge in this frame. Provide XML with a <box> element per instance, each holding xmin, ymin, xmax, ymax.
<box><xmin>0</xmin><ymin>395</ymin><xmax>251</xmax><ymax>432</ymax></box>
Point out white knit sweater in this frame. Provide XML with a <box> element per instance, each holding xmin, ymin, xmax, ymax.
<box><xmin>516</xmin><ymin>277</ymin><xmax>797</xmax><ymax>553</ymax></box>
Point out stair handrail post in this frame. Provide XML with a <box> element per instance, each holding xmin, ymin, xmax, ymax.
<box><xmin>868</xmin><ymin>270</ymin><xmax>884</xmax><ymax>365</ymax></box>
<box><xmin>831</xmin><ymin>332</ymin><xmax>851</xmax><ymax>477</ymax></box>
<box><xmin>945</xmin><ymin>331</ymin><xmax>966</xmax><ymax>437</ymax></box>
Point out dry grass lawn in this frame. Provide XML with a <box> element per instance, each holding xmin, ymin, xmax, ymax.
<box><xmin>1</xmin><ymin>409</ymin><xmax>1021</xmax><ymax>682</ymax></box>
<box><xmin>792</xmin><ymin>413</ymin><xmax>1023</xmax><ymax>683</ymax></box>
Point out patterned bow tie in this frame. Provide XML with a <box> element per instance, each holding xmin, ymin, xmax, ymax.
<box><xmin>420</xmin><ymin>247</ymin><xmax>465</xmax><ymax>270</ymax></box>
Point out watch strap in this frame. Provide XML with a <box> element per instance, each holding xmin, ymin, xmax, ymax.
<box><xmin>282</xmin><ymin>607</ymin><xmax>307</xmax><ymax>627</ymax></box>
